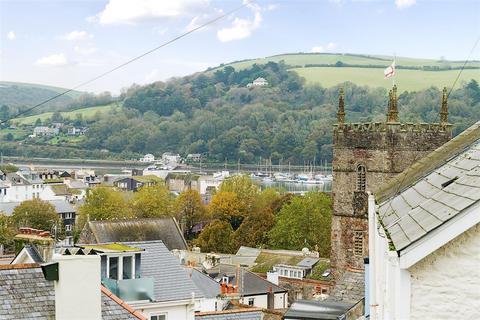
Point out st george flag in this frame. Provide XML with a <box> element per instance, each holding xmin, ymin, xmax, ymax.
<box><xmin>384</xmin><ymin>61</ymin><xmax>396</xmax><ymax>79</ymax></box>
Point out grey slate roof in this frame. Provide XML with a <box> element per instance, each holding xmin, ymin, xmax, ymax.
<box><xmin>185</xmin><ymin>268</ymin><xmax>221</xmax><ymax>298</ymax></box>
<box><xmin>284</xmin><ymin>300</ymin><xmax>354</xmax><ymax>320</ymax></box>
<box><xmin>79</xmin><ymin>218</ymin><xmax>188</xmax><ymax>250</ymax></box>
<box><xmin>297</xmin><ymin>257</ymin><xmax>320</xmax><ymax>268</ymax></box>
<box><xmin>0</xmin><ymin>265</ymin><xmax>141</xmax><ymax>319</ymax></box>
<box><xmin>196</xmin><ymin>310</ymin><xmax>263</xmax><ymax>320</ymax></box>
<box><xmin>206</xmin><ymin>264</ymin><xmax>287</xmax><ymax>296</ymax></box>
<box><xmin>328</xmin><ymin>270</ymin><xmax>364</xmax><ymax>303</ymax></box>
<box><xmin>0</xmin><ymin>200</ymin><xmax>75</xmax><ymax>216</ymax></box>
<box><xmin>378</xmin><ymin>122</ymin><xmax>480</xmax><ymax>252</ymax></box>
<box><xmin>0</xmin><ymin>266</ymin><xmax>55</xmax><ymax>319</ymax></box>
<box><xmin>24</xmin><ymin>245</ymin><xmax>44</xmax><ymax>263</ymax></box>
<box><xmin>121</xmin><ymin>241</ymin><xmax>204</xmax><ymax>302</ymax></box>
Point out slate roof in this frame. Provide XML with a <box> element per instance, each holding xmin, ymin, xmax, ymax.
<box><xmin>185</xmin><ymin>267</ymin><xmax>221</xmax><ymax>298</ymax></box>
<box><xmin>121</xmin><ymin>241</ymin><xmax>204</xmax><ymax>302</ymax></box>
<box><xmin>284</xmin><ymin>299</ymin><xmax>354</xmax><ymax>320</ymax></box>
<box><xmin>297</xmin><ymin>257</ymin><xmax>320</xmax><ymax>268</ymax></box>
<box><xmin>24</xmin><ymin>244</ymin><xmax>44</xmax><ymax>263</ymax></box>
<box><xmin>196</xmin><ymin>308</ymin><xmax>263</xmax><ymax>320</ymax></box>
<box><xmin>78</xmin><ymin>217</ymin><xmax>188</xmax><ymax>250</ymax></box>
<box><xmin>206</xmin><ymin>264</ymin><xmax>287</xmax><ymax>296</ymax></box>
<box><xmin>377</xmin><ymin>121</ymin><xmax>480</xmax><ymax>252</ymax></box>
<box><xmin>0</xmin><ymin>263</ymin><xmax>144</xmax><ymax>319</ymax></box>
<box><xmin>0</xmin><ymin>200</ymin><xmax>75</xmax><ymax>216</ymax></box>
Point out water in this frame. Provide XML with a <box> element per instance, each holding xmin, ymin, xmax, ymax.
<box><xmin>258</xmin><ymin>180</ymin><xmax>332</xmax><ymax>194</ymax></box>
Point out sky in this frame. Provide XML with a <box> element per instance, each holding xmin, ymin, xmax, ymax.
<box><xmin>1</xmin><ymin>0</ymin><xmax>479</xmax><ymax>94</ymax></box>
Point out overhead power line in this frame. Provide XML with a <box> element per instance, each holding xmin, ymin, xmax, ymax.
<box><xmin>1</xmin><ymin>1</ymin><xmax>249</xmax><ymax>124</ymax></box>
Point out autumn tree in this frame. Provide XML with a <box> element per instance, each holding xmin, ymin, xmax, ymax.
<box><xmin>175</xmin><ymin>189</ymin><xmax>207</xmax><ymax>239</ymax></box>
<box><xmin>233</xmin><ymin>188</ymin><xmax>280</xmax><ymax>248</ymax></box>
<box><xmin>193</xmin><ymin>220</ymin><xmax>234</xmax><ymax>253</ymax></box>
<box><xmin>130</xmin><ymin>185</ymin><xmax>175</xmax><ymax>218</ymax></box>
<box><xmin>11</xmin><ymin>199</ymin><xmax>61</xmax><ymax>232</ymax></box>
<box><xmin>208</xmin><ymin>191</ymin><xmax>243</xmax><ymax>229</ymax></box>
<box><xmin>77</xmin><ymin>187</ymin><xmax>133</xmax><ymax>230</ymax></box>
<box><xmin>218</xmin><ymin>175</ymin><xmax>259</xmax><ymax>214</ymax></box>
<box><xmin>268</xmin><ymin>192</ymin><xmax>332</xmax><ymax>256</ymax></box>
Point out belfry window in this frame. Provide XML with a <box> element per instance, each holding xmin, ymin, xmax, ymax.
<box><xmin>353</xmin><ymin>231</ymin><xmax>364</xmax><ymax>257</ymax></box>
<box><xmin>357</xmin><ymin>165</ymin><xmax>366</xmax><ymax>191</ymax></box>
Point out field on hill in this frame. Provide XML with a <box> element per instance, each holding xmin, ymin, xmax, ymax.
<box><xmin>220</xmin><ymin>53</ymin><xmax>480</xmax><ymax>91</ymax></box>
<box><xmin>12</xmin><ymin>104</ymin><xmax>118</xmax><ymax>125</ymax></box>
<box><xmin>224</xmin><ymin>53</ymin><xmax>480</xmax><ymax>70</ymax></box>
<box><xmin>292</xmin><ymin>67</ymin><xmax>480</xmax><ymax>91</ymax></box>
<box><xmin>0</xmin><ymin>81</ymin><xmax>83</xmax><ymax>98</ymax></box>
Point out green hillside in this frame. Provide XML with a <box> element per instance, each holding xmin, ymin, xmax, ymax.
<box><xmin>219</xmin><ymin>53</ymin><xmax>480</xmax><ymax>91</ymax></box>
<box><xmin>293</xmin><ymin>67</ymin><xmax>480</xmax><ymax>91</ymax></box>
<box><xmin>0</xmin><ymin>81</ymin><xmax>84</xmax><ymax>114</ymax></box>
<box><xmin>12</xmin><ymin>104</ymin><xmax>118</xmax><ymax>125</ymax></box>
<box><xmin>224</xmin><ymin>53</ymin><xmax>480</xmax><ymax>70</ymax></box>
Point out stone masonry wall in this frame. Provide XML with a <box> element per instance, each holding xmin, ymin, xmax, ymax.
<box><xmin>330</xmin><ymin>122</ymin><xmax>452</xmax><ymax>282</ymax></box>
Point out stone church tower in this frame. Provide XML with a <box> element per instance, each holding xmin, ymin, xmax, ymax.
<box><xmin>330</xmin><ymin>86</ymin><xmax>453</xmax><ymax>297</ymax></box>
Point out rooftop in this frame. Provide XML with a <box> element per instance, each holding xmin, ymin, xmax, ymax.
<box><xmin>377</xmin><ymin>121</ymin><xmax>480</xmax><ymax>252</ymax></box>
<box><xmin>81</xmin><ymin>243</ymin><xmax>144</xmax><ymax>253</ymax></box>
<box><xmin>78</xmin><ymin>217</ymin><xmax>188</xmax><ymax>250</ymax></box>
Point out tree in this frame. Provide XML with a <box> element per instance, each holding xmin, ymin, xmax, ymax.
<box><xmin>175</xmin><ymin>189</ymin><xmax>207</xmax><ymax>239</ymax></box>
<box><xmin>268</xmin><ymin>192</ymin><xmax>332</xmax><ymax>256</ymax></box>
<box><xmin>130</xmin><ymin>185</ymin><xmax>175</xmax><ymax>218</ymax></box>
<box><xmin>193</xmin><ymin>220</ymin><xmax>234</xmax><ymax>253</ymax></box>
<box><xmin>11</xmin><ymin>199</ymin><xmax>61</xmax><ymax>232</ymax></box>
<box><xmin>208</xmin><ymin>191</ymin><xmax>243</xmax><ymax>229</ymax></box>
<box><xmin>0</xmin><ymin>214</ymin><xmax>16</xmax><ymax>253</ymax></box>
<box><xmin>77</xmin><ymin>187</ymin><xmax>132</xmax><ymax>230</ymax></box>
<box><xmin>218</xmin><ymin>175</ymin><xmax>259</xmax><ymax>214</ymax></box>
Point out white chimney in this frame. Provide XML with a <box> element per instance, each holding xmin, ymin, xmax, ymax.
<box><xmin>53</xmin><ymin>254</ymin><xmax>101</xmax><ymax>320</ymax></box>
<box><xmin>267</xmin><ymin>271</ymin><xmax>279</xmax><ymax>286</ymax></box>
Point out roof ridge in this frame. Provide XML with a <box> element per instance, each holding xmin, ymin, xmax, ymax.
<box><xmin>0</xmin><ymin>263</ymin><xmax>40</xmax><ymax>270</ymax></box>
<box><xmin>101</xmin><ymin>286</ymin><xmax>146</xmax><ymax>320</ymax></box>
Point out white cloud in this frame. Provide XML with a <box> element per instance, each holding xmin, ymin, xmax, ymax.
<box><xmin>395</xmin><ymin>0</ymin><xmax>416</xmax><ymax>9</ymax></box>
<box><xmin>217</xmin><ymin>2</ymin><xmax>262</xmax><ymax>42</ymax></box>
<box><xmin>185</xmin><ymin>8</ymin><xmax>223</xmax><ymax>31</ymax></box>
<box><xmin>62</xmin><ymin>30</ymin><xmax>93</xmax><ymax>41</ymax></box>
<box><xmin>35</xmin><ymin>53</ymin><xmax>68</xmax><ymax>66</ymax></box>
<box><xmin>96</xmin><ymin>0</ymin><xmax>210</xmax><ymax>25</ymax></box>
<box><xmin>7</xmin><ymin>31</ymin><xmax>16</xmax><ymax>40</ymax></box>
<box><xmin>311</xmin><ymin>42</ymin><xmax>337</xmax><ymax>53</ymax></box>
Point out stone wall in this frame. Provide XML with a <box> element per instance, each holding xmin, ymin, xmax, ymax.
<box><xmin>330</xmin><ymin>121</ymin><xmax>452</xmax><ymax>283</ymax></box>
<box><xmin>409</xmin><ymin>223</ymin><xmax>480</xmax><ymax>320</ymax></box>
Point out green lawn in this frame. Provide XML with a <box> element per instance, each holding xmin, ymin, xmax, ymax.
<box><xmin>12</xmin><ymin>104</ymin><xmax>118</xmax><ymax>125</ymax></box>
<box><xmin>291</xmin><ymin>67</ymin><xmax>480</xmax><ymax>91</ymax></box>
<box><xmin>0</xmin><ymin>81</ymin><xmax>83</xmax><ymax>98</ymax></box>
<box><xmin>223</xmin><ymin>53</ymin><xmax>480</xmax><ymax>70</ymax></box>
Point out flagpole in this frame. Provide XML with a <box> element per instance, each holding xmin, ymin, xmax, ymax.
<box><xmin>392</xmin><ymin>53</ymin><xmax>396</xmax><ymax>87</ymax></box>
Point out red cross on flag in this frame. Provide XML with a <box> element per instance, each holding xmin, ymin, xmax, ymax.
<box><xmin>384</xmin><ymin>61</ymin><xmax>396</xmax><ymax>79</ymax></box>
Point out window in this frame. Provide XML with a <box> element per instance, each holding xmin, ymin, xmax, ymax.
<box><xmin>64</xmin><ymin>212</ymin><xmax>72</xmax><ymax>219</ymax></box>
<box><xmin>248</xmin><ymin>298</ymin><xmax>255</xmax><ymax>306</ymax></box>
<box><xmin>150</xmin><ymin>314</ymin><xmax>166</xmax><ymax>320</ymax></box>
<box><xmin>109</xmin><ymin>257</ymin><xmax>119</xmax><ymax>280</ymax></box>
<box><xmin>101</xmin><ymin>256</ymin><xmax>107</xmax><ymax>279</ymax></box>
<box><xmin>123</xmin><ymin>256</ymin><xmax>132</xmax><ymax>279</ymax></box>
<box><xmin>65</xmin><ymin>224</ymin><xmax>72</xmax><ymax>232</ymax></box>
<box><xmin>135</xmin><ymin>253</ymin><xmax>141</xmax><ymax>278</ymax></box>
<box><xmin>357</xmin><ymin>165</ymin><xmax>366</xmax><ymax>191</ymax></box>
<box><xmin>353</xmin><ymin>231</ymin><xmax>364</xmax><ymax>257</ymax></box>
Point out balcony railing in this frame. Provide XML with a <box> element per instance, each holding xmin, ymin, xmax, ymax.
<box><xmin>102</xmin><ymin>277</ymin><xmax>154</xmax><ymax>302</ymax></box>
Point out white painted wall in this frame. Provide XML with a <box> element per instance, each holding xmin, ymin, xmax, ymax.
<box><xmin>240</xmin><ymin>294</ymin><xmax>268</xmax><ymax>309</ymax></box>
<box><xmin>409</xmin><ymin>223</ymin><xmax>480</xmax><ymax>320</ymax></box>
<box><xmin>274</xmin><ymin>292</ymin><xmax>287</xmax><ymax>309</ymax></box>
<box><xmin>132</xmin><ymin>300</ymin><xmax>195</xmax><ymax>320</ymax></box>
<box><xmin>195</xmin><ymin>297</ymin><xmax>226</xmax><ymax>312</ymax></box>
<box><xmin>54</xmin><ymin>255</ymin><xmax>101</xmax><ymax>320</ymax></box>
